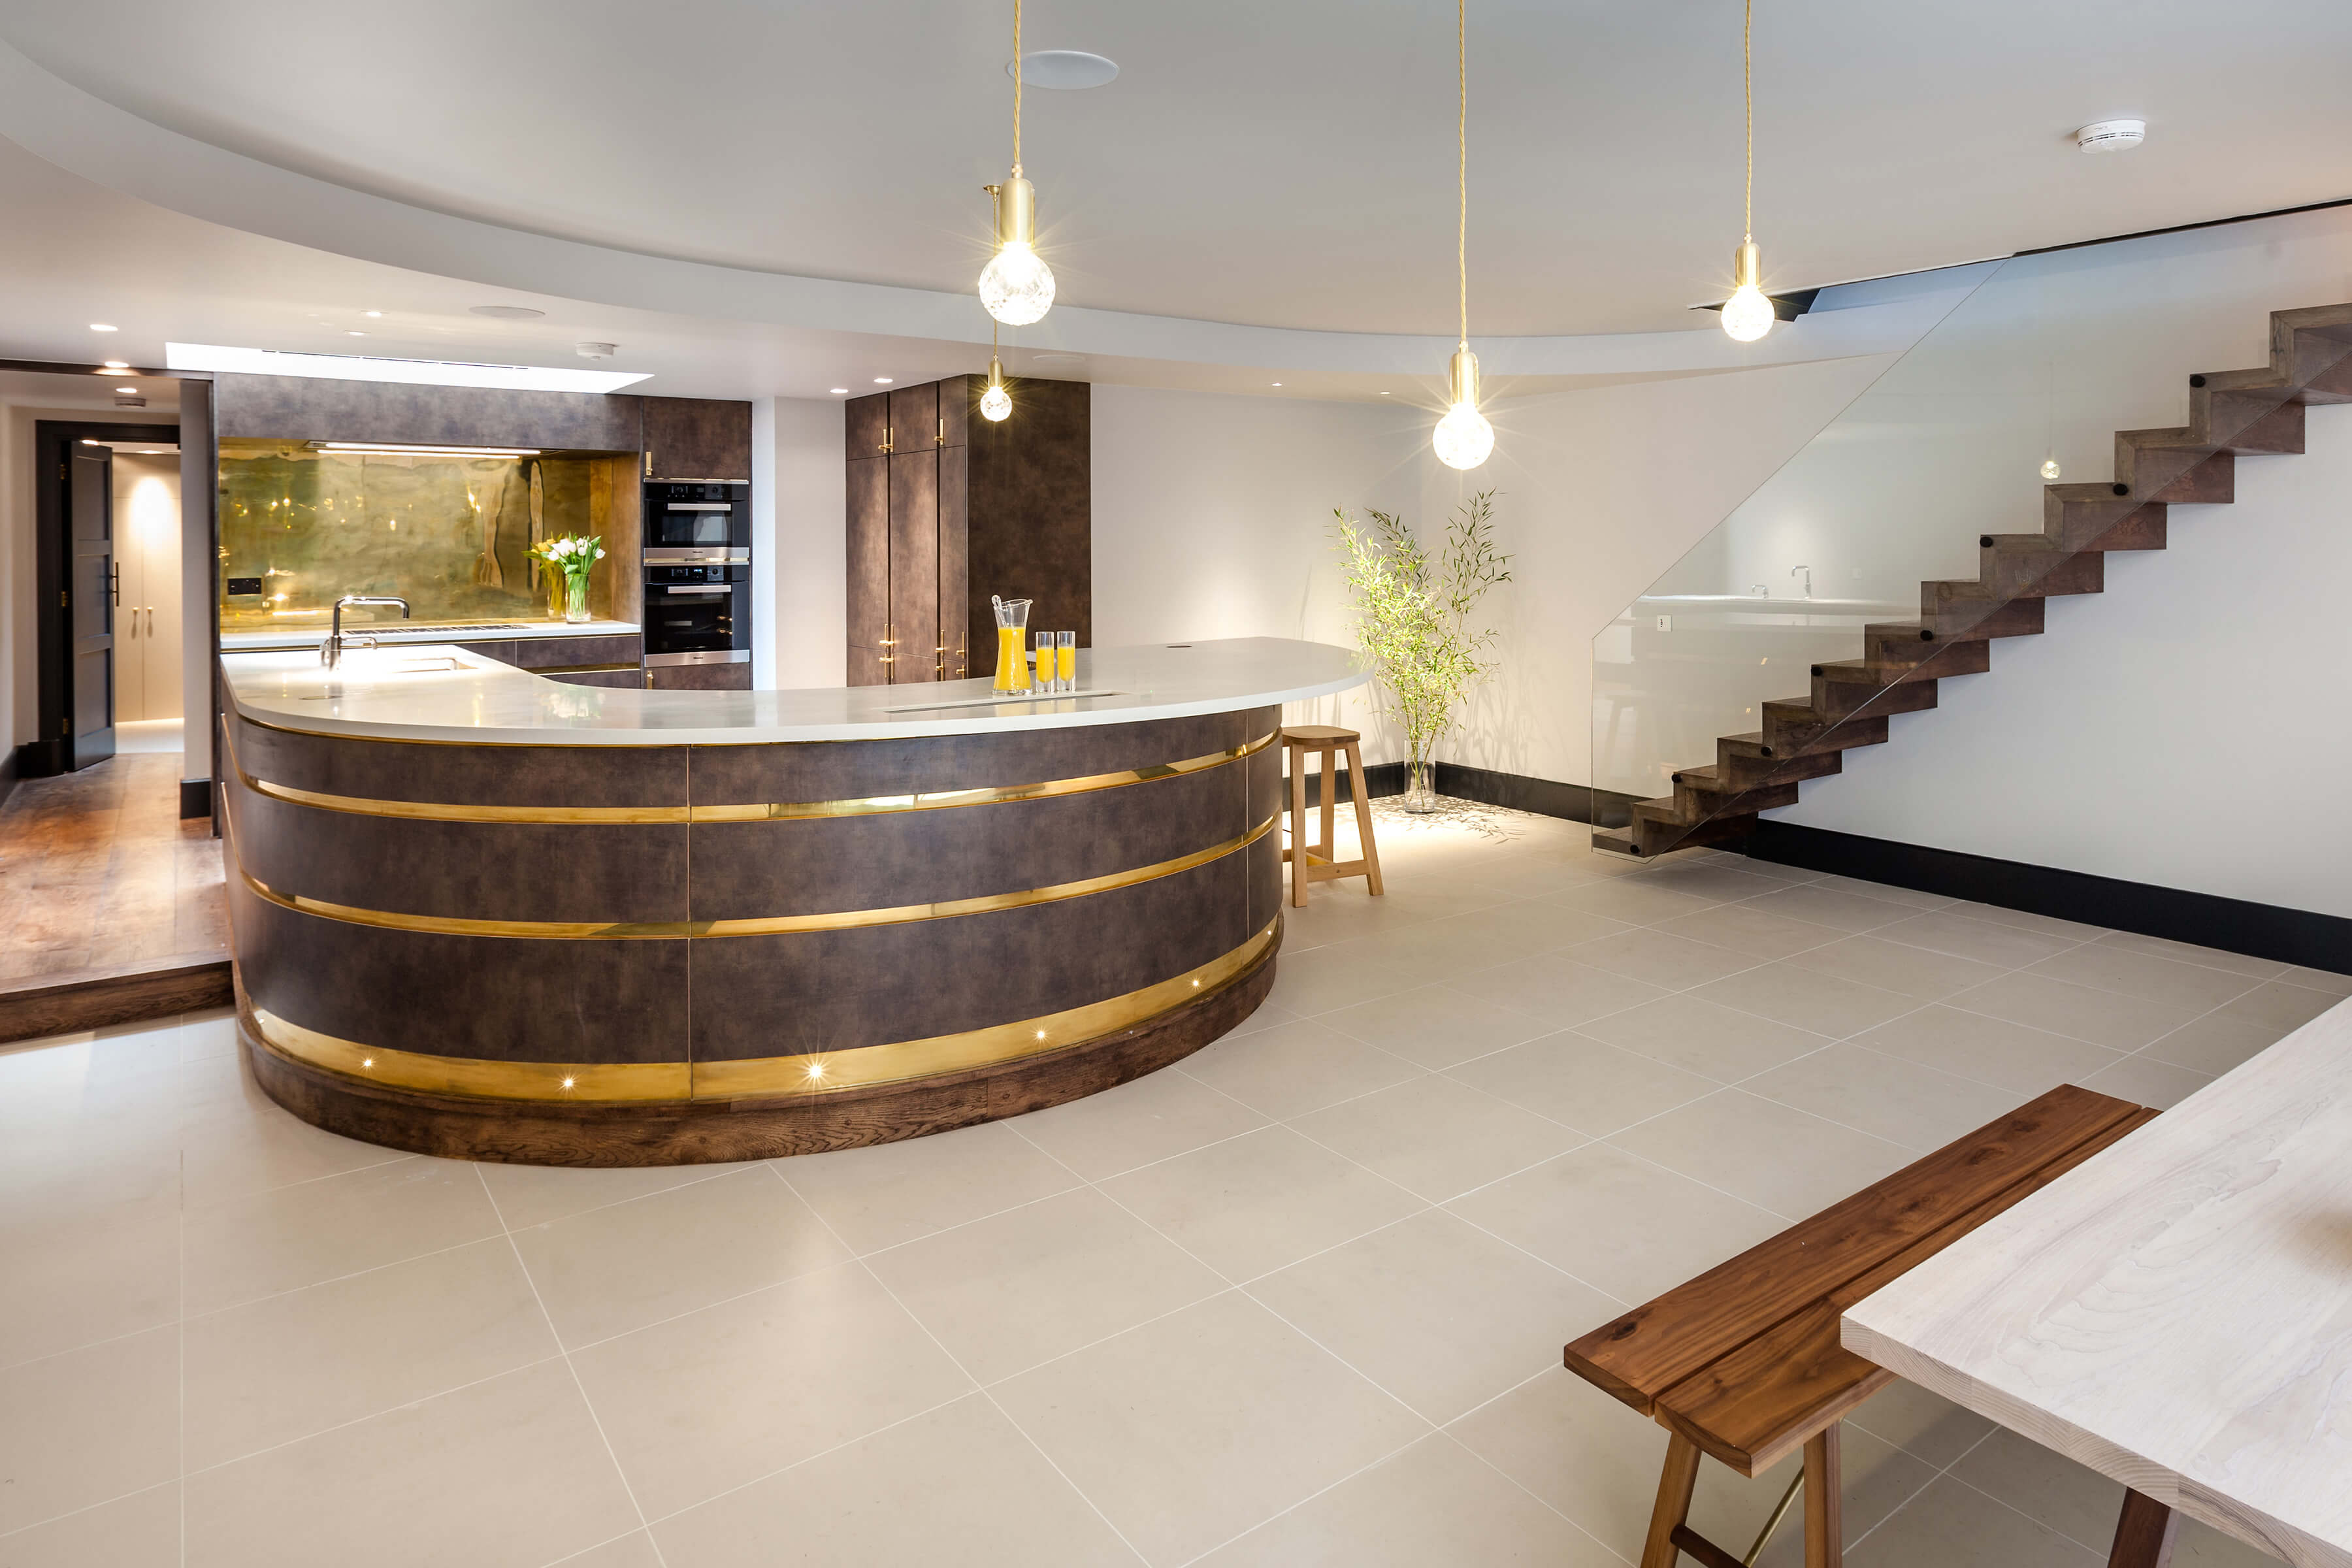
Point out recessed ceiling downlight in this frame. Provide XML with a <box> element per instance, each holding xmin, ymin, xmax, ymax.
<box><xmin>1008</xmin><ymin>50</ymin><xmax>1118</xmax><ymax>88</ymax></box>
<box><xmin>2076</xmin><ymin>119</ymin><xmax>2146</xmax><ymax>154</ymax></box>
<box><xmin>469</xmin><ymin>304</ymin><xmax>547</xmax><ymax>319</ymax></box>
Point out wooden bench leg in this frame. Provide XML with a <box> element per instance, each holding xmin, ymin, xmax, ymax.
<box><xmin>1286</xmin><ymin>743</ymin><xmax>1308</xmax><ymax>909</ymax></box>
<box><xmin>1642</xmin><ymin>1433</ymin><xmax>1703</xmax><ymax>1568</ymax></box>
<box><xmin>1804</xmin><ymin>1425</ymin><xmax>1842</xmax><ymax>1568</ymax></box>
<box><xmin>1342</xmin><ymin>740</ymin><xmax>1384</xmax><ymax>895</ymax></box>
<box><xmin>2107</xmin><ymin>1490</ymin><xmax>2178</xmax><ymax>1568</ymax></box>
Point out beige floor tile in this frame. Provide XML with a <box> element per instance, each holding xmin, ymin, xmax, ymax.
<box><xmin>1846</xmin><ymin>1474</ymin><xmax>2099</xmax><ymax>1567</ymax></box>
<box><xmin>551</xmin><ymin>1532</ymin><xmax>666</xmax><ymax>1568</ymax></box>
<box><xmin>1446</xmin><ymin>1367</ymin><xmax>1671</xmax><ymax>1558</ymax></box>
<box><xmin>183</xmin><ymin>1235</ymin><xmax>557</xmax><ymax>1471</ymax></box>
<box><xmin>0</xmin><ymin>1480</ymin><xmax>180</xmax><ymax>1568</ymax></box>
<box><xmin>1097</xmin><ymin>1126</ymin><xmax>1423</xmax><ymax>1281</ymax></box>
<box><xmin>2024</xmin><ymin>945</ymin><xmax>2259</xmax><ymax>1012</ymax></box>
<box><xmin>478</xmin><ymin>1160</ymin><xmax>756</xmax><ymax>1233</ymax></box>
<box><xmin>184</xmin><ymin>1360</ymin><xmax>641</xmax><ymax>1568</ymax></box>
<box><xmin>1736</xmin><ymin>884</ymin><xmax>1918</xmax><ymax>934</ymax></box>
<box><xmin>776</xmin><ymin>1119</ymin><xmax>1081</xmax><ymax>1254</ymax></box>
<box><xmin>1846</xmin><ymin>1377</ymin><xmax>1997</xmax><ymax>1467</ymax></box>
<box><xmin>1448</xmin><ymin>952</ymin><xmax>1671</xmax><ymax>1030</ymax></box>
<box><xmin>1951</xmin><ymin>1426</ymin><xmax>2125</xmax><ymax>1555</ymax></box>
<box><xmin>1179</xmin><ymin>1017</ymin><xmax>1422</xmax><ymax>1119</ymax></box>
<box><xmin>1946</xmin><ymin>971</ymin><xmax>2205</xmax><ymax>1051</ymax></box>
<box><xmin>2089</xmin><ymin>930</ymin><xmax>2287</xmax><ymax>980</ymax></box>
<box><xmin>1249</xmin><ymin>1211</ymin><xmax>1614</xmax><ymax>1424</ymax></box>
<box><xmin>1224</xmin><ymin>999</ymin><xmax>1299</xmax><ymax>1037</ymax></box>
<box><xmin>183</xmin><ymin>1156</ymin><xmax>503</xmax><ymax>1316</ymax></box>
<box><xmin>2173</xmin><ymin>1518</ymin><xmax>2308</xmax><ymax>1567</ymax></box>
<box><xmin>1739</xmin><ymin>1425</ymin><xmax>1941</xmax><ymax>1568</ymax></box>
<box><xmin>1846</xmin><ymin>1005</ymin><xmax>2122</xmax><ymax>1097</ymax></box>
<box><xmin>990</xmin><ymin>1291</ymin><xmax>1425</xmax><ymax>1567</ymax></box>
<box><xmin>1690</xmin><ymin>961</ymin><xmax>1921</xmax><ymax>1039</ymax></box>
<box><xmin>1799</xmin><ymin>874</ymin><xmax>1956</xmax><ymax>911</ymax></box>
<box><xmin>1446</xmin><ymin>1032</ymin><xmax>1716</xmax><ymax>1137</ymax></box>
<box><xmin>2278</xmin><ymin>963</ymin><xmax>2352</xmax><ymax>997</ymax></box>
<box><xmin>1783</xmin><ymin>935</ymin><xmax>2009</xmax><ymax>1002</ymax></box>
<box><xmin>1009</xmin><ymin>1064</ymin><xmax>1269</xmax><ymax>1180</ymax></box>
<box><xmin>2135</xmin><ymin>1011</ymin><xmax>2291</xmax><ymax>1077</ymax></box>
<box><xmin>0</xmin><ymin>1184</ymin><xmax>178</xmax><ymax>1367</ymax></box>
<box><xmin>176</xmin><ymin>1055</ymin><xmax>414</xmax><ymax>1205</ymax></box>
<box><xmin>1196</xmin><ymin>1431</ymin><xmax>1618</xmax><ymax>1566</ymax></box>
<box><xmin>1292</xmin><ymin>1075</ymin><xmax>1585</xmax><ymax>1200</ymax></box>
<box><xmin>1652</xmin><ymin>902</ymin><xmax>1849</xmax><ymax>962</ymax></box>
<box><xmin>178</xmin><ymin>1009</ymin><xmax>242</xmax><ymax>1063</ymax></box>
<box><xmin>1445</xmin><ymin>1141</ymin><xmax>1780</xmax><ymax>1305</ymax></box>
<box><xmin>1744</xmin><ymin>1042</ymin><xmax>2026</xmax><ymax>1152</ymax></box>
<box><xmin>0</xmin><ymin>1326</ymin><xmax>178</xmax><ymax>1535</ymax></box>
<box><xmin>1870</xmin><ymin>908</ymin><xmax>2086</xmax><ymax>968</ymax></box>
<box><xmin>1277</xmin><ymin>875</ymin><xmax>1504</xmax><ymax>950</ymax></box>
<box><xmin>1407</xmin><ymin>903</ymin><xmax>1637</xmax><ymax>973</ymax></box>
<box><xmin>1314</xmin><ymin>981</ymin><xmax>1558</xmax><ymax>1069</ymax></box>
<box><xmin>1450</xmin><ymin>854</ymin><xmax>1625</xmax><ymax>902</ymax></box>
<box><xmin>1263</xmin><ymin>934</ymin><xmax>1449</xmax><ymax>1017</ymax></box>
<box><xmin>570</xmin><ymin>1260</ymin><xmax>973</xmax><ymax>1519</ymax></box>
<box><xmin>1547</xmin><ymin>878</ymin><xmax>1725</xmax><ymax>926</ymax></box>
<box><xmin>1716</xmin><ymin>857</ymin><xmax>1821</xmax><ymax>884</ymax></box>
<box><xmin>1945</xmin><ymin>902</ymin><xmax>2111</xmax><ymax>940</ymax></box>
<box><xmin>865</xmin><ymin>1186</ymin><xmax>1226</xmax><ymax>1383</ymax></box>
<box><xmin>649</xmin><ymin>1394</ymin><xmax>1132</xmax><ymax>1568</ymax></box>
<box><xmin>2209</xmin><ymin>979</ymin><xmax>2343</xmax><ymax>1036</ymax></box>
<box><xmin>1627</xmin><ymin>862</ymin><xmax>1797</xmax><ymax>903</ymax></box>
<box><xmin>1574</xmin><ymin>993</ymin><xmax>1834</xmax><ymax>1084</ymax></box>
<box><xmin>1610</xmin><ymin>1090</ymin><xmax>1914</xmax><ymax>1220</ymax></box>
<box><xmin>2078</xmin><ymin>1054</ymin><xmax>2215</xmax><ymax>1111</ymax></box>
<box><xmin>510</xmin><ymin>1166</ymin><xmax>850</xmax><ymax>1347</ymax></box>
<box><xmin>1566</xmin><ymin>926</ymin><xmax>1763</xmax><ymax>990</ymax></box>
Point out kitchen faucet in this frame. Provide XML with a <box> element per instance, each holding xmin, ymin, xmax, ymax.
<box><xmin>322</xmin><ymin>595</ymin><xmax>410</xmax><ymax>667</ymax></box>
<box><xmin>1791</xmin><ymin>564</ymin><xmax>1812</xmax><ymax>600</ymax></box>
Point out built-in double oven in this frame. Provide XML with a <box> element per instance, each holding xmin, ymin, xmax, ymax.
<box><xmin>642</xmin><ymin>482</ymin><xmax>751</xmax><ymax>669</ymax></box>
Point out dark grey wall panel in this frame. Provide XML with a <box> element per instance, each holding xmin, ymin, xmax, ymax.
<box><xmin>214</xmin><ymin>374</ymin><xmax>644</xmax><ymax>451</ymax></box>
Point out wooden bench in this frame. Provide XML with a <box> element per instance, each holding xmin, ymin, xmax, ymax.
<box><xmin>1563</xmin><ymin>1083</ymin><xmax>2159</xmax><ymax>1568</ymax></box>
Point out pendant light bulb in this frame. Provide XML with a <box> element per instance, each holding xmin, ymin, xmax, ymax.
<box><xmin>1721</xmin><ymin>240</ymin><xmax>1774</xmax><ymax>342</ymax></box>
<box><xmin>980</xmin><ymin>178</ymin><xmax>1055</xmax><ymax>325</ymax></box>
<box><xmin>981</xmin><ymin>353</ymin><xmax>1013</xmax><ymax>422</ymax></box>
<box><xmin>2040</xmin><ymin>457</ymin><xmax>2061</xmax><ymax>480</ymax></box>
<box><xmin>1430</xmin><ymin>0</ymin><xmax>1492</xmax><ymax>471</ymax></box>
<box><xmin>1433</xmin><ymin>346</ymin><xmax>1493</xmax><ymax>470</ymax></box>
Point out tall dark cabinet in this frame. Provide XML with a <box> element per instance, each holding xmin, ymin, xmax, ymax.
<box><xmin>845</xmin><ymin>376</ymin><xmax>1088</xmax><ymax>686</ymax></box>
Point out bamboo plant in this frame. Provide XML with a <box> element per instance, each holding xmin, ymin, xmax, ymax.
<box><xmin>1330</xmin><ymin>491</ymin><xmax>1512</xmax><ymax>811</ymax></box>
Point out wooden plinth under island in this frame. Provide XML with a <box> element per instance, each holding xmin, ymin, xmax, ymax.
<box><xmin>217</xmin><ymin>638</ymin><xmax>1363</xmax><ymax>1165</ymax></box>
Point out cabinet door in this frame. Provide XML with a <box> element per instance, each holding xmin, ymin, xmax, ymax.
<box><xmin>643</xmin><ymin>397</ymin><xmax>752</xmax><ymax>481</ymax></box>
<box><xmin>845</xmin><ymin>457</ymin><xmax>889</xmax><ymax>686</ymax></box>
<box><xmin>885</xmin><ymin>450</ymin><xmax>939</xmax><ymax>685</ymax></box>
<box><xmin>938</xmin><ymin>375</ymin><xmax>971</xmax><ymax>449</ymax></box>
<box><xmin>938</xmin><ymin>446</ymin><xmax>969</xmax><ymax>680</ymax></box>
<box><xmin>845</xmin><ymin>393</ymin><xmax>889</xmax><ymax>461</ymax></box>
<box><xmin>889</xmin><ymin>382</ymin><xmax>940</xmax><ymax>455</ymax></box>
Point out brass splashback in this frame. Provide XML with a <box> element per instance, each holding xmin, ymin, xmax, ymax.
<box><xmin>216</xmin><ymin>440</ymin><xmax>635</xmax><ymax>633</ymax></box>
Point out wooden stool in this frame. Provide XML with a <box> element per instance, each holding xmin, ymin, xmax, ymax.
<box><xmin>1279</xmin><ymin>726</ymin><xmax>1384</xmax><ymax>907</ymax></box>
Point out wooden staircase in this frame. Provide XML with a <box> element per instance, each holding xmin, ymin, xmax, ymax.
<box><xmin>1596</xmin><ymin>302</ymin><xmax>2352</xmax><ymax>859</ymax></box>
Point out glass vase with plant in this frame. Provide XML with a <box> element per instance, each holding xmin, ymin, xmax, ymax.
<box><xmin>1330</xmin><ymin>491</ymin><xmax>1511</xmax><ymax>813</ymax></box>
<box><xmin>529</xmin><ymin>535</ymin><xmax>606</xmax><ymax>624</ymax></box>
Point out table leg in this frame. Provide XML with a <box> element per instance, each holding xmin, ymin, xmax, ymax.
<box><xmin>1803</xmin><ymin>1424</ymin><xmax>1842</xmax><ymax>1567</ymax></box>
<box><xmin>1641</xmin><ymin>1433</ymin><xmax>1701</xmax><ymax>1568</ymax></box>
<box><xmin>2107</xmin><ymin>1490</ymin><xmax>2179</xmax><ymax>1568</ymax></box>
<box><xmin>1287</xmin><ymin>745</ymin><xmax>1308</xmax><ymax>909</ymax></box>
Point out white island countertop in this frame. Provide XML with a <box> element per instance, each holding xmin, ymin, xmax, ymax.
<box><xmin>221</xmin><ymin>636</ymin><xmax>1367</xmax><ymax>745</ymax></box>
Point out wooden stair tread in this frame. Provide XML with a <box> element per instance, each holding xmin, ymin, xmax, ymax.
<box><xmin>1562</xmin><ymin>1084</ymin><xmax>2143</xmax><ymax>1416</ymax></box>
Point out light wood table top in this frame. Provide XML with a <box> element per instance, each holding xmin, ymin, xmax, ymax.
<box><xmin>1843</xmin><ymin>996</ymin><xmax>2352</xmax><ymax>1567</ymax></box>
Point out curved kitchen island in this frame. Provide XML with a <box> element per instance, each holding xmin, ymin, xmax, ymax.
<box><xmin>218</xmin><ymin>638</ymin><xmax>1364</xmax><ymax>1165</ymax></box>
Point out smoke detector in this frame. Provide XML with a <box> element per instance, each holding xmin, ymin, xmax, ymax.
<box><xmin>114</xmin><ymin>394</ymin><xmax>148</xmax><ymax>407</ymax></box>
<box><xmin>576</xmin><ymin>342</ymin><xmax>617</xmax><ymax>359</ymax></box>
<box><xmin>2076</xmin><ymin>119</ymin><xmax>2146</xmax><ymax>154</ymax></box>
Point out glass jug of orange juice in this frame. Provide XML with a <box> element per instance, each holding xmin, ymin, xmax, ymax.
<box><xmin>991</xmin><ymin>596</ymin><xmax>1033</xmax><ymax>693</ymax></box>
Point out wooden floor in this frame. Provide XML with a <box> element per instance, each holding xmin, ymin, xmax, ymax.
<box><xmin>0</xmin><ymin>752</ymin><xmax>229</xmax><ymax>1041</ymax></box>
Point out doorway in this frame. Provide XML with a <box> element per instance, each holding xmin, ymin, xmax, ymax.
<box><xmin>29</xmin><ymin>419</ymin><xmax>182</xmax><ymax>776</ymax></box>
<box><xmin>109</xmin><ymin>445</ymin><xmax>185</xmax><ymax>749</ymax></box>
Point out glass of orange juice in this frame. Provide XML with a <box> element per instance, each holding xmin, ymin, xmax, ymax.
<box><xmin>992</xmin><ymin>596</ymin><xmax>1032</xmax><ymax>693</ymax></box>
<box><xmin>1057</xmin><ymin>632</ymin><xmax>1077</xmax><ymax>689</ymax></box>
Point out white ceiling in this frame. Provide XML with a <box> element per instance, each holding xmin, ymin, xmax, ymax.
<box><xmin>3</xmin><ymin>0</ymin><xmax>2349</xmax><ymax>342</ymax></box>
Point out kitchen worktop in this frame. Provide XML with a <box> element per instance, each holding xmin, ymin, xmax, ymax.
<box><xmin>220</xmin><ymin>636</ymin><xmax>1365</xmax><ymax>745</ymax></box>
<box><xmin>220</xmin><ymin>619</ymin><xmax>642</xmax><ymax>653</ymax></box>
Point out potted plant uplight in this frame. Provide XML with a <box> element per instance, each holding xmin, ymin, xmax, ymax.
<box><xmin>1330</xmin><ymin>492</ymin><xmax>1511</xmax><ymax>813</ymax></box>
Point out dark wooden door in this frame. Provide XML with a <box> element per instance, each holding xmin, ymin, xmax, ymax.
<box><xmin>845</xmin><ymin>456</ymin><xmax>889</xmax><ymax>686</ymax></box>
<box><xmin>886</xmin><ymin>450</ymin><xmax>939</xmax><ymax>685</ymax></box>
<box><xmin>889</xmin><ymin>383</ymin><xmax>941</xmax><ymax>457</ymax></box>
<box><xmin>938</xmin><ymin>446</ymin><xmax>970</xmax><ymax>680</ymax></box>
<box><xmin>67</xmin><ymin>446</ymin><xmax>116</xmax><ymax>767</ymax></box>
<box><xmin>642</xmin><ymin>397</ymin><xmax>751</xmax><ymax>481</ymax></box>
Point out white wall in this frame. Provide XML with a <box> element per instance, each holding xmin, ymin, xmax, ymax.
<box><xmin>757</xmin><ymin>395</ymin><xmax>846</xmax><ymax>689</ymax></box>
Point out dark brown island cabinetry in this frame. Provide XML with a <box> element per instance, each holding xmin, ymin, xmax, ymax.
<box><xmin>845</xmin><ymin>376</ymin><xmax>1088</xmax><ymax>686</ymax></box>
<box><xmin>642</xmin><ymin>397</ymin><xmax>753</xmax><ymax>482</ymax></box>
